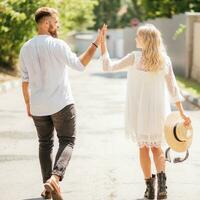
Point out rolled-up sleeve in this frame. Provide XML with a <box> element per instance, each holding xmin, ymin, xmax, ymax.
<box><xmin>56</xmin><ymin>40</ymin><xmax>84</xmax><ymax>71</ymax></box>
<box><xmin>165</xmin><ymin>56</ymin><xmax>184</xmax><ymax>103</ymax></box>
<box><xmin>19</xmin><ymin>48</ymin><xmax>29</xmax><ymax>82</ymax></box>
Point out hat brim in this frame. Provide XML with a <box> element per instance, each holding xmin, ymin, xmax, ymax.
<box><xmin>164</xmin><ymin>112</ymin><xmax>193</xmax><ymax>153</ymax></box>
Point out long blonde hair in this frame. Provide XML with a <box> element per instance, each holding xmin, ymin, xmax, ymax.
<box><xmin>137</xmin><ymin>24</ymin><xmax>165</xmax><ymax>72</ymax></box>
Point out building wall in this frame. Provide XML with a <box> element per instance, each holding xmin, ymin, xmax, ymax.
<box><xmin>123</xmin><ymin>14</ymin><xmax>186</xmax><ymax>75</ymax></box>
<box><xmin>71</xmin><ymin>14</ymin><xmax>187</xmax><ymax>76</ymax></box>
<box><xmin>192</xmin><ymin>22</ymin><xmax>200</xmax><ymax>81</ymax></box>
<box><xmin>186</xmin><ymin>13</ymin><xmax>200</xmax><ymax>83</ymax></box>
<box><xmin>72</xmin><ymin>29</ymin><xmax>124</xmax><ymax>58</ymax></box>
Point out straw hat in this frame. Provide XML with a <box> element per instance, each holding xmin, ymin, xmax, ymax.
<box><xmin>164</xmin><ymin>112</ymin><xmax>193</xmax><ymax>153</ymax></box>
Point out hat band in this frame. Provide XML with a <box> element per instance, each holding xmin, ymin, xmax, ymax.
<box><xmin>173</xmin><ymin>123</ymin><xmax>186</xmax><ymax>142</ymax></box>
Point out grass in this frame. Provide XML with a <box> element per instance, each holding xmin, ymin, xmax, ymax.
<box><xmin>176</xmin><ymin>75</ymin><xmax>200</xmax><ymax>98</ymax></box>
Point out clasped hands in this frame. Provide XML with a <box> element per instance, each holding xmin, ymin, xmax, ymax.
<box><xmin>93</xmin><ymin>24</ymin><xmax>108</xmax><ymax>56</ymax></box>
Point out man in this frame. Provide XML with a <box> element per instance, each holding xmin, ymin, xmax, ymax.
<box><xmin>19</xmin><ymin>7</ymin><xmax>102</xmax><ymax>200</ymax></box>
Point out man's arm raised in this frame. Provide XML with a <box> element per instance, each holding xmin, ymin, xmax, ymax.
<box><xmin>79</xmin><ymin>29</ymin><xmax>102</xmax><ymax>66</ymax></box>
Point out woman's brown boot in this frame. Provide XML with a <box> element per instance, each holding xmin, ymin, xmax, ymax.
<box><xmin>144</xmin><ymin>174</ymin><xmax>156</xmax><ymax>200</ymax></box>
<box><xmin>157</xmin><ymin>171</ymin><xmax>167</xmax><ymax>199</ymax></box>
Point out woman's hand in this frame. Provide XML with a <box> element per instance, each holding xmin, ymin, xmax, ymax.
<box><xmin>175</xmin><ymin>101</ymin><xmax>191</xmax><ymax>127</ymax></box>
<box><xmin>100</xmin><ymin>24</ymin><xmax>108</xmax><ymax>55</ymax></box>
<box><xmin>181</xmin><ymin>113</ymin><xmax>191</xmax><ymax>127</ymax></box>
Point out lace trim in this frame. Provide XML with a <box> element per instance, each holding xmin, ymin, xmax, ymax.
<box><xmin>138</xmin><ymin>141</ymin><xmax>162</xmax><ymax>148</ymax></box>
<box><xmin>126</xmin><ymin>129</ymin><xmax>164</xmax><ymax>147</ymax></box>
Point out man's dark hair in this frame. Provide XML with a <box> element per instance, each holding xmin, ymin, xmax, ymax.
<box><xmin>35</xmin><ymin>7</ymin><xmax>58</xmax><ymax>24</ymax></box>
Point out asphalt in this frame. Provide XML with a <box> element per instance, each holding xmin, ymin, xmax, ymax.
<box><xmin>0</xmin><ymin>60</ymin><xmax>200</xmax><ymax>200</ymax></box>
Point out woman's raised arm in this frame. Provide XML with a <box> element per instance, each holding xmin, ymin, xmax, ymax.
<box><xmin>100</xmin><ymin>24</ymin><xmax>135</xmax><ymax>72</ymax></box>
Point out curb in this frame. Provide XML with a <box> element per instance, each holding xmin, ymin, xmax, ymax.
<box><xmin>0</xmin><ymin>79</ymin><xmax>200</xmax><ymax>108</ymax></box>
<box><xmin>181</xmin><ymin>90</ymin><xmax>200</xmax><ymax>108</ymax></box>
<box><xmin>0</xmin><ymin>79</ymin><xmax>21</xmax><ymax>94</ymax></box>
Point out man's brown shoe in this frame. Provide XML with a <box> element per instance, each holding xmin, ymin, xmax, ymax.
<box><xmin>41</xmin><ymin>189</ymin><xmax>51</xmax><ymax>199</ymax></box>
<box><xmin>44</xmin><ymin>178</ymin><xmax>63</xmax><ymax>200</ymax></box>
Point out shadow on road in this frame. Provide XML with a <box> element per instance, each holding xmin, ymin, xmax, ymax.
<box><xmin>171</xmin><ymin>101</ymin><xmax>199</xmax><ymax>111</ymax></box>
<box><xmin>23</xmin><ymin>198</ymin><xmax>43</xmax><ymax>200</ymax></box>
<box><xmin>0</xmin><ymin>154</ymin><xmax>37</xmax><ymax>162</ymax></box>
<box><xmin>91</xmin><ymin>72</ymin><xmax>127</xmax><ymax>79</ymax></box>
<box><xmin>0</xmin><ymin>109</ymin><xmax>24</xmax><ymax>113</ymax></box>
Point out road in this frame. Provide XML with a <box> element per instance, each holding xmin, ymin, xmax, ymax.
<box><xmin>0</xmin><ymin>60</ymin><xmax>200</xmax><ymax>200</ymax></box>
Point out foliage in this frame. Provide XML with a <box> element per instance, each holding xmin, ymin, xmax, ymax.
<box><xmin>93</xmin><ymin>0</ymin><xmax>200</xmax><ymax>28</ymax></box>
<box><xmin>0</xmin><ymin>0</ymin><xmax>97</xmax><ymax>69</ymax></box>
<box><xmin>58</xmin><ymin>0</ymin><xmax>98</xmax><ymax>34</ymax></box>
<box><xmin>92</xmin><ymin>0</ymin><xmax>122</xmax><ymax>29</ymax></box>
<box><xmin>177</xmin><ymin>75</ymin><xmax>200</xmax><ymax>97</ymax></box>
<box><xmin>173</xmin><ymin>24</ymin><xmax>186</xmax><ymax>40</ymax></box>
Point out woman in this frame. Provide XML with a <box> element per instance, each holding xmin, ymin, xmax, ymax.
<box><xmin>100</xmin><ymin>24</ymin><xmax>191</xmax><ymax>200</ymax></box>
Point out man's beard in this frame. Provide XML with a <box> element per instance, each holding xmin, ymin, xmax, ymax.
<box><xmin>48</xmin><ymin>25</ymin><xmax>58</xmax><ymax>38</ymax></box>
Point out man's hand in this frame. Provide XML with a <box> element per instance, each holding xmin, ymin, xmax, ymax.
<box><xmin>93</xmin><ymin>28</ymin><xmax>103</xmax><ymax>47</ymax></box>
<box><xmin>79</xmin><ymin>26</ymin><xmax>104</xmax><ymax>66</ymax></box>
<box><xmin>26</xmin><ymin>103</ymin><xmax>32</xmax><ymax>117</ymax></box>
<box><xmin>22</xmin><ymin>82</ymin><xmax>32</xmax><ymax>118</ymax></box>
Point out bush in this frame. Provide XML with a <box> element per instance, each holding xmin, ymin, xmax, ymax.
<box><xmin>0</xmin><ymin>0</ymin><xmax>97</xmax><ymax>69</ymax></box>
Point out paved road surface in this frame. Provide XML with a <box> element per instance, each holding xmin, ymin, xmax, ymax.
<box><xmin>0</xmin><ymin>60</ymin><xmax>200</xmax><ymax>200</ymax></box>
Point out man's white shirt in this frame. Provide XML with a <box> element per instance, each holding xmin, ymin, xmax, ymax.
<box><xmin>20</xmin><ymin>35</ymin><xmax>84</xmax><ymax>116</ymax></box>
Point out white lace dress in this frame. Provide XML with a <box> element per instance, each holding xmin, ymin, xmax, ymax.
<box><xmin>102</xmin><ymin>51</ymin><xmax>184</xmax><ymax>148</ymax></box>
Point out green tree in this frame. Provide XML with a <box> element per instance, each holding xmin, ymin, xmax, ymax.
<box><xmin>93</xmin><ymin>0</ymin><xmax>200</xmax><ymax>28</ymax></box>
<box><xmin>58</xmin><ymin>0</ymin><xmax>98</xmax><ymax>33</ymax></box>
<box><xmin>93</xmin><ymin>0</ymin><xmax>122</xmax><ymax>29</ymax></box>
<box><xmin>138</xmin><ymin>0</ymin><xmax>196</xmax><ymax>20</ymax></box>
<box><xmin>0</xmin><ymin>0</ymin><xmax>97</xmax><ymax>69</ymax></box>
<box><xmin>119</xmin><ymin>0</ymin><xmax>142</xmax><ymax>27</ymax></box>
<box><xmin>128</xmin><ymin>0</ymin><xmax>200</xmax><ymax>21</ymax></box>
